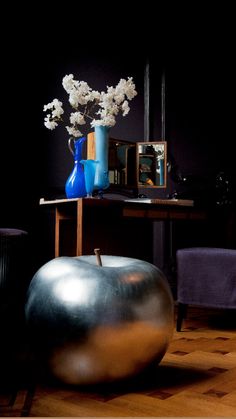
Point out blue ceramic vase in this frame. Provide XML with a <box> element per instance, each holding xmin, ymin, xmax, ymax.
<box><xmin>93</xmin><ymin>125</ymin><xmax>110</xmax><ymax>191</ymax></box>
<box><xmin>65</xmin><ymin>137</ymin><xmax>87</xmax><ymax>199</ymax></box>
<box><xmin>80</xmin><ymin>159</ymin><xmax>98</xmax><ymax>197</ymax></box>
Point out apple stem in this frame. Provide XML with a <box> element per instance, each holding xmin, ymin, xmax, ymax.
<box><xmin>94</xmin><ymin>248</ymin><xmax>102</xmax><ymax>266</ymax></box>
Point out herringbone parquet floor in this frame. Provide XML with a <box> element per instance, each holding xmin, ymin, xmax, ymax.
<box><xmin>1</xmin><ymin>307</ymin><xmax>236</xmax><ymax>417</ymax></box>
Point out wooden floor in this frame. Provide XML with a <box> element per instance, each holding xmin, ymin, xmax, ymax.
<box><xmin>1</xmin><ymin>306</ymin><xmax>236</xmax><ymax>417</ymax></box>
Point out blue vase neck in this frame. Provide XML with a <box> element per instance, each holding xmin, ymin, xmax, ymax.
<box><xmin>73</xmin><ymin>137</ymin><xmax>86</xmax><ymax>161</ymax></box>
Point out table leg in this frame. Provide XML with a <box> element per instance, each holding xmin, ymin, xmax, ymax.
<box><xmin>76</xmin><ymin>199</ymin><xmax>83</xmax><ymax>256</ymax></box>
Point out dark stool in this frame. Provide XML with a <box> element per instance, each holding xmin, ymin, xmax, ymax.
<box><xmin>0</xmin><ymin>228</ymin><xmax>29</xmax><ymax>310</ymax></box>
<box><xmin>0</xmin><ymin>229</ymin><xmax>31</xmax><ymax>394</ymax></box>
<box><xmin>176</xmin><ymin>247</ymin><xmax>236</xmax><ymax>331</ymax></box>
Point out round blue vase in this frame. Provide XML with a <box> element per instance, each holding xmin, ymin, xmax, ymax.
<box><xmin>65</xmin><ymin>137</ymin><xmax>87</xmax><ymax>199</ymax></box>
<box><xmin>93</xmin><ymin>125</ymin><xmax>110</xmax><ymax>191</ymax></box>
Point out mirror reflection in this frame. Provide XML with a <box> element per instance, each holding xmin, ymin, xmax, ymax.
<box><xmin>108</xmin><ymin>139</ymin><xmax>136</xmax><ymax>186</ymax></box>
<box><xmin>137</xmin><ymin>141</ymin><xmax>167</xmax><ymax>188</ymax></box>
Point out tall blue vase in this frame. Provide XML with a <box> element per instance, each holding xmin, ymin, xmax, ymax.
<box><xmin>65</xmin><ymin>137</ymin><xmax>87</xmax><ymax>199</ymax></box>
<box><xmin>93</xmin><ymin>125</ymin><xmax>110</xmax><ymax>191</ymax></box>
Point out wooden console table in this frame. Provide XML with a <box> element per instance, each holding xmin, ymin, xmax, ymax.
<box><xmin>39</xmin><ymin>197</ymin><xmax>207</xmax><ymax>259</ymax></box>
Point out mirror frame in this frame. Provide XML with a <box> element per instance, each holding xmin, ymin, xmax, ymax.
<box><xmin>136</xmin><ymin>141</ymin><xmax>167</xmax><ymax>188</ymax></box>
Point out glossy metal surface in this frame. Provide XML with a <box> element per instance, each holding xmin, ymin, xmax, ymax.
<box><xmin>25</xmin><ymin>255</ymin><xmax>174</xmax><ymax>385</ymax></box>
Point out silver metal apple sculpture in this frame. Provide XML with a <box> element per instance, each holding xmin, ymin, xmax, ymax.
<box><xmin>25</xmin><ymin>250</ymin><xmax>174</xmax><ymax>385</ymax></box>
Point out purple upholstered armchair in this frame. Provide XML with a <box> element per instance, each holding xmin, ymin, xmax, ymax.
<box><xmin>176</xmin><ymin>247</ymin><xmax>236</xmax><ymax>331</ymax></box>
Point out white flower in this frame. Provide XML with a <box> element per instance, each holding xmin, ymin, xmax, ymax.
<box><xmin>62</xmin><ymin>74</ymin><xmax>75</xmax><ymax>93</ymax></box>
<box><xmin>69</xmin><ymin>112</ymin><xmax>86</xmax><ymax>126</ymax></box>
<box><xmin>43</xmin><ymin>74</ymin><xmax>137</xmax><ymax>138</ymax></box>
<box><xmin>66</xmin><ymin>126</ymin><xmax>83</xmax><ymax>137</ymax></box>
<box><xmin>44</xmin><ymin>115</ymin><xmax>58</xmax><ymax>130</ymax></box>
<box><xmin>121</xmin><ymin>100</ymin><xmax>130</xmax><ymax>116</ymax></box>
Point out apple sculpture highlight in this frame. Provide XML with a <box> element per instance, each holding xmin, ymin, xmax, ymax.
<box><xmin>25</xmin><ymin>253</ymin><xmax>174</xmax><ymax>385</ymax></box>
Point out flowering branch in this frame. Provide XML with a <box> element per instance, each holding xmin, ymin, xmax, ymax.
<box><xmin>43</xmin><ymin>74</ymin><xmax>137</xmax><ymax>138</ymax></box>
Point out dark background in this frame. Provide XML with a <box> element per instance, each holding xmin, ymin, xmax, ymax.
<box><xmin>1</xmin><ymin>5</ymin><xmax>235</xmax><ymax>271</ymax></box>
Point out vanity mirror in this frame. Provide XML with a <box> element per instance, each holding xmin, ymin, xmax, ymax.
<box><xmin>87</xmin><ymin>133</ymin><xmax>167</xmax><ymax>191</ymax></box>
<box><xmin>136</xmin><ymin>141</ymin><xmax>167</xmax><ymax>188</ymax></box>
